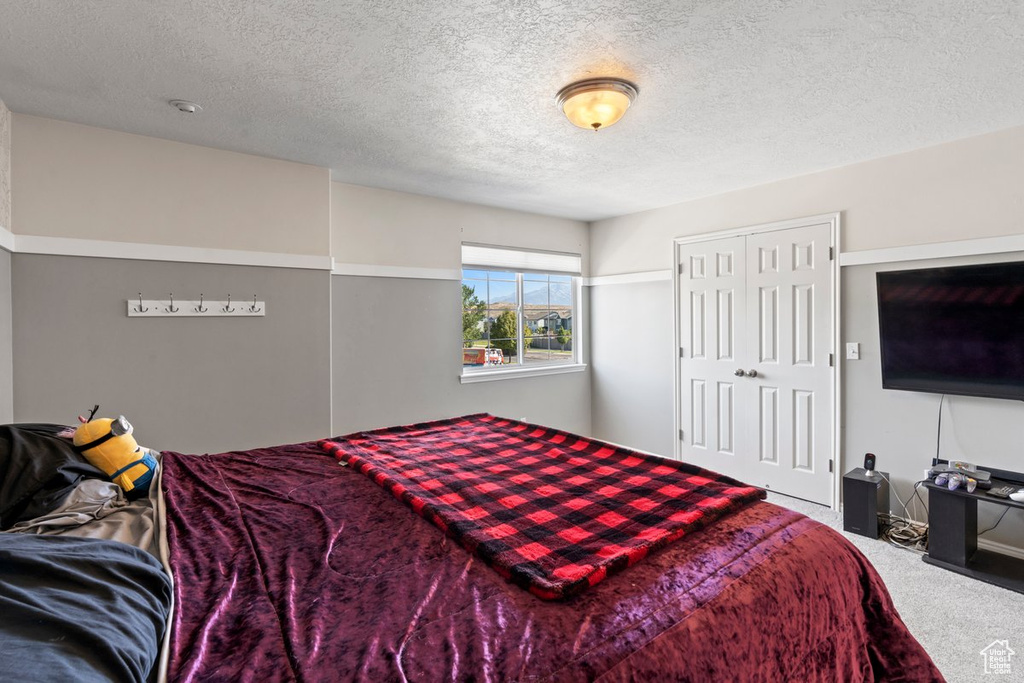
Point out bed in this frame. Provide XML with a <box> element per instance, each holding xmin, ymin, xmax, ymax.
<box><xmin>0</xmin><ymin>423</ymin><xmax>170</xmax><ymax>682</ymax></box>
<box><xmin>1</xmin><ymin>416</ymin><xmax>943</xmax><ymax>682</ymax></box>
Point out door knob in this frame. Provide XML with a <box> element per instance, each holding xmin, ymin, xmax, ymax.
<box><xmin>734</xmin><ymin>369</ymin><xmax>745</xmax><ymax>377</ymax></box>
<box><xmin>744</xmin><ymin>369</ymin><xmax>758</xmax><ymax>378</ymax></box>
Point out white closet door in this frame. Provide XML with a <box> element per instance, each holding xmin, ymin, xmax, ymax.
<box><xmin>676</xmin><ymin>222</ymin><xmax>833</xmax><ymax>505</ymax></box>
<box><xmin>744</xmin><ymin>223</ymin><xmax>833</xmax><ymax>504</ymax></box>
<box><xmin>677</xmin><ymin>236</ymin><xmax>750</xmax><ymax>474</ymax></box>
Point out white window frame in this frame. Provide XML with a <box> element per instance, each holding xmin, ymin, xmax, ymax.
<box><xmin>460</xmin><ymin>244</ymin><xmax>585</xmax><ymax>383</ymax></box>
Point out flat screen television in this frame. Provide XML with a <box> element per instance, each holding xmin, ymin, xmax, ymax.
<box><xmin>876</xmin><ymin>261</ymin><xmax>1024</xmax><ymax>401</ymax></box>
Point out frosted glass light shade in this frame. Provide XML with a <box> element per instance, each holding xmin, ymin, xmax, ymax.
<box><xmin>556</xmin><ymin>78</ymin><xmax>638</xmax><ymax>131</ymax></box>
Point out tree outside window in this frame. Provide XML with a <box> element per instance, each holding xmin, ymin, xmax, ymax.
<box><xmin>462</xmin><ymin>284</ymin><xmax>486</xmax><ymax>347</ymax></box>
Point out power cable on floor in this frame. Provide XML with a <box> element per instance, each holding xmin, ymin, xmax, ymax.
<box><xmin>876</xmin><ymin>472</ymin><xmax>929</xmax><ymax>553</ymax></box>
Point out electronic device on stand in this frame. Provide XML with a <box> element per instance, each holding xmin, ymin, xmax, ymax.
<box><xmin>923</xmin><ymin>462</ymin><xmax>1024</xmax><ymax>595</ymax></box>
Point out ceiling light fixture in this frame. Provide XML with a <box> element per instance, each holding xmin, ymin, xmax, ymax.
<box><xmin>169</xmin><ymin>99</ymin><xmax>202</xmax><ymax>114</ymax></box>
<box><xmin>556</xmin><ymin>77</ymin><xmax>638</xmax><ymax>131</ymax></box>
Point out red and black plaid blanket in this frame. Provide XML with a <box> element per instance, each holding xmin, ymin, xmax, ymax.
<box><xmin>320</xmin><ymin>414</ymin><xmax>765</xmax><ymax>600</ymax></box>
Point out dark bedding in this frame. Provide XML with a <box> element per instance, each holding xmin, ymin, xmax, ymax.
<box><xmin>0</xmin><ymin>534</ymin><xmax>171</xmax><ymax>683</ymax></box>
<box><xmin>163</xmin><ymin>439</ymin><xmax>943</xmax><ymax>682</ymax></box>
<box><xmin>0</xmin><ymin>423</ymin><xmax>105</xmax><ymax>528</ymax></box>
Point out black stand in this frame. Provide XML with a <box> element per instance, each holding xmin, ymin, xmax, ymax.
<box><xmin>843</xmin><ymin>468</ymin><xmax>889</xmax><ymax>539</ymax></box>
<box><xmin>923</xmin><ymin>477</ymin><xmax>1024</xmax><ymax>595</ymax></box>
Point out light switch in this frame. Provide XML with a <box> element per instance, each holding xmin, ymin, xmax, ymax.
<box><xmin>845</xmin><ymin>342</ymin><xmax>860</xmax><ymax>360</ymax></box>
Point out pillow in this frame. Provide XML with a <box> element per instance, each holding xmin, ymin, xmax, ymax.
<box><xmin>0</xmin><ymin>424</ymin><xmax>105</xmax><ymax>529</ymax></box>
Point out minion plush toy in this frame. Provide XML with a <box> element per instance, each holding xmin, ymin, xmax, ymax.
<box><xmin>73</xmin><ymin>405</ymin><xmax>158</xmax><ymax>500</ymax></box>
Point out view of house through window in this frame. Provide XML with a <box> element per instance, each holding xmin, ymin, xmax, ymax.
<box><xmin>462</xmin><ymin>269</ymin><xmax>575</xmax><ymax>370</ymax></box>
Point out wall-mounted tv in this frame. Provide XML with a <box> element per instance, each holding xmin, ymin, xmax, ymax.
<box><xmin>876</xmin><ymin>261</ymin><xmax>1024</xmax><ymax>401</ymax></box>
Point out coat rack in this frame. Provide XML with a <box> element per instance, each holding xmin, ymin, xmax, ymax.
<box><xmin>127</xmin><ymin>293</ymin><xmax>266</xmax><ymax>317</ymax></box>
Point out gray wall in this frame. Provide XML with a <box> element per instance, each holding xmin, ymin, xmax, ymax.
<box><xmin>0</xmin><ymin>249</ymin><xmax>12</xmax><ymax>423</ymax></box>
<box><xmin>331</xmin><ymin>275</ymin><xmax>591</xmax><ymax>437</ymax></box>
<box><xmin>587</xmin><ymin>257</ymin><xmax>1024</xmax><ymax>550</ymax></box>
<box><xmin>843</xmin><ymin>252</ymin><xmax>1024</xmax><ymax>550</ymax></box>
<box><xmin>590</xmin><ymin>280</ymin><xmax>674</xmax><ymax>457</ymax></box>
<box><xmin>12</xmin><ymin>254</ymin><xmax>331</xmax><ymax>454</ymax></box>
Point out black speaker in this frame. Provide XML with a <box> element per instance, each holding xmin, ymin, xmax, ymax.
<box><xmin>843</xmin><ymin>468</ymin><xmax>890</xmax><ymax>539</ymax></box>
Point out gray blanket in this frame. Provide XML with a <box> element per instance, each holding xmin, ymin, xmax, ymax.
<box><xmin>7</xmin><ymin>478</ymin><xmax>159</xmax><ymax>556</ymax></box>
<box><xmin>0</xmin><ymin>534</ymin><xmax>170</xmax><ymax>683</ymax></box>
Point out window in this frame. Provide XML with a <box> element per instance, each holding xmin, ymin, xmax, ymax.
<box><xmin>461</xmin><ymin>244</ymin><xmax>583</xmax><ymax>381</ymax></box>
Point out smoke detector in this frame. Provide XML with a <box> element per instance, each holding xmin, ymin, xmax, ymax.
<box><xmin>169</xmin><ymin>100</ymin><xmax>202</xmax><ymax>114</ymax></box>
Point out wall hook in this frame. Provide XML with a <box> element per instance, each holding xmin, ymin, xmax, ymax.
<box><xmin>165</xmin><ymin>293</ymin><xmax>179</xmax><ymax>313</ymax></box>
<box><xmin>194</xmin><ymin>293</ymin><xmax>208</xmax><ymax>313</ymax></box>
<box><xmin>249</xmin><ymin>294</ymin><xmax>262</xmax><ymax>314</ymax></box>
<box><xmin>134</xmin><ymin>292</ymin><xmax>148</xmax><ymax>314</ymax></box>
<box><xmin>222</xmin><ymin>294</ymin><xmax>234</xmax><ymax>313</ymax></box>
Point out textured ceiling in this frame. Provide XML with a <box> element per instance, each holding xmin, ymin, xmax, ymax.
<box><xmin>1</xmin><ymin>1</ymin><xmax>1023</xmax><ymax>221</ymax></box>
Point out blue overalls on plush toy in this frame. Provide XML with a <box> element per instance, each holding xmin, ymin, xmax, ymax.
<box><xmin>73</xmin><ymin>410</ymin><xmax>158</xmax><ymax>500</ymax></box>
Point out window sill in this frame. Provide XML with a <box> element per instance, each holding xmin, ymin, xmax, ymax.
<box><xmin>460</xmin><ymin>363</ymin><xmax>587</xmax><ymax>384</ymax></box>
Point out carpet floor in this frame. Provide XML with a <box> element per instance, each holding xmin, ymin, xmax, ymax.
<box><xmin>766</xmin><ymin>493</ymin><xmax>1024</xmax><ymax>682</ymax></box>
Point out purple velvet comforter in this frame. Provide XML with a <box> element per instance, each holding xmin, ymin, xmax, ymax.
<box><xmin>162</xmin><ymin>440</ymin><xmax>942</xmax><ymax>682</ymax></box>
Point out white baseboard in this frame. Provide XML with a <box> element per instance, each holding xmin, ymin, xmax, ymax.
<box><xmin>840</xmin><ymin>233</ymin><xmax>1024</xmax><ymax>267</ymax></box>
<box><xmin>331</xmin><ymin>262</ymin><xmax>459</xmax><ymax>280</ymax></box>
<box><xmin>10</xmin><ymin>229</ymin><xmax>1023</xmax><ymax>277</ymax></box>
<box><xmin>0</xmin><ymin>224</ymin><xmax>13</xmax><ymax>252</ymax></box>
<box><xmin>584</xmin><ymin>269</ymin><xmax>672</xmax><ymax>286</ymax></box>
<box><xmin>0</xmin><ymin>231</ymin><xmax>334</xmax><ymax>270</ymax></box>
<box><xmin>978</xmin><ymin>538</ymin><xmax>1024</xmax><ymax>562</ymax></box>
<box><xmin>585</xmin><ymin>234</ymin><xmax>1024</xmax><ymax>285</ymax></box>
